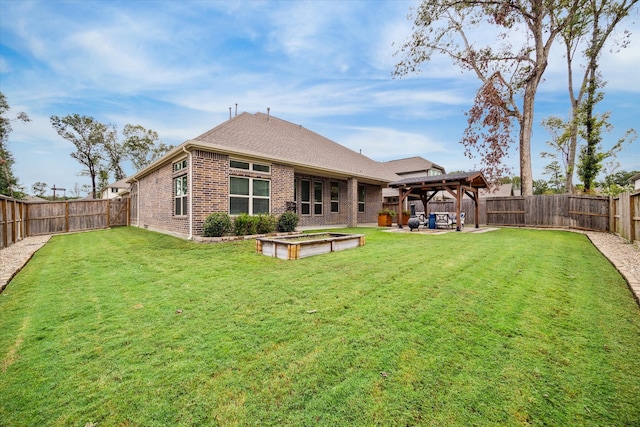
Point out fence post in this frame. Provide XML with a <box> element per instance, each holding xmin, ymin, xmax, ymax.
<box><xmin>1</xmin><ymin>198</ymin><xmax>7</xmax><ymax>248</ymax></box>
<box><xmin>11</xmin><ymin>199</ymin><xmax>16</xmax><ymax>244</ymax></box>
<box><xmin>106</xmin><ymin>199</ymin><xmax>111</xmax><ymax>228</ymax></box>
<box><xmin>630</xmin><ymin>192</ymin><xmax>637</xmax><ymax>244</ymax></box>
<box><xmin>25</xmin><ymin>202</ymin><xmax>30</xmax><ymax>237</ymax></box>
<box><xmin>65</xmin><ymin>201</ymin><xmax>70</xmax><ymax>233</ymax></box>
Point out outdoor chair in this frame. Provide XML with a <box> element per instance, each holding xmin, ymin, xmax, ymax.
<box><xmin>450</xmin><ymin>212</ymin><xmax>466</xmax><ymax>229</ymax></box>
<box><xmin>434</xmin><ymin>212</ymin><xmax>452</xmax><ymax>229</ymax></box>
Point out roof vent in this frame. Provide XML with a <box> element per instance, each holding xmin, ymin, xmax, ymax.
<box><xmin>267</xmin><ymin>107</ymin><xmax>270</xmax><ymax>120</ymax></box>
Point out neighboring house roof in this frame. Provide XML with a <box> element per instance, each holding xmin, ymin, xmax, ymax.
<box><xmin>131</xmin><ymin>112</ymin><xmax>399</xmax><ymax>185</ymax></box>
<box><xmin>381</xmin><ymin>156</ymin><xmax>445</xmax><ymax>176</ymax></box>
<box><xmin>479</xmin><ymin>183</ymin><xmax>520</xmax><ymax>198</ymax></box>
<box><xmin>107</xmin><ymin>178</ymin><xmax>131</xmax><ymax>189</ymax></box>
<box><xmin>630</xmin><ymin>172</ymin><xmax>640</xmax><ymax>183</ymax></box>
<box><xmin>24</xmin><ymin>195</ymin><xmax>47</xmax><ymax>202</ymax></box>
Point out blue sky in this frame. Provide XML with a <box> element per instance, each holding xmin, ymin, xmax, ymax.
<box><xmin>1</xmin><ymin>0</ymin><xmax>639</xmax><ymax>196</ymax></box>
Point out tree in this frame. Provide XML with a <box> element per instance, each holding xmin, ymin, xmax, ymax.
<box><xmin>576</xmin><ymin>107</ymin><xmax>636</xmax><ymax>192</ymax></box>
<box><xmin>31</xmin><ymin>181</ymin><xmax>48</xmax><ymax>197</ymax></box>
<box><xmin>557</xmin><ymin>0</ymin><xmax>637</xmax><ymax>192</ymax></box>
<box><xmin>122</xmin><ymin>124</ymin><xmax>173</xmax><ymax>171</ymax></box>
<box><xmin>598</xmin><ymin>168</ymin><xmax>638</xmax><ymax>195</ymax></box>
<box><xmin>542</xmin><ymin>160</ymin><xmax>565</xmax><ymax>192</ymax></box>
<box><xmin>0</xmin><ymin>92</ymin><xmax>30</xmax><ymax>197</ymax></box>
<box><xmin>50</xmin><ymin>114</ymin><xmax>114</xmax><ymax>199</ymax></box>
<box><xmin>540</xmin><ymin>116</ymin><xmax>572</xmax><ymax>191</ymax></box>
<box><xmin>533</xmin><ymin>178</ymin><xmax>552</xmax><ymax>195</ymax></box>
<box><xmin>394</xmin><ymin>0</ymin><xmax>586</xmax><ymax>195</ymax></box>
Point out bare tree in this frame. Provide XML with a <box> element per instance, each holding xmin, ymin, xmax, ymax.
<box><xmin>394</xmin><ymin>0</ymin><xmax>587</xmax><ymax>194</ymax></box>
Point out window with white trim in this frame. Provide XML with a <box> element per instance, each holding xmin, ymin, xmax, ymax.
<box><xmin>230</xmin><ymin>159</ymin><xmax>271</xmax><ymax>174</ymax></box>
<box><xmin>358</xmin><ymin>184</ymin><xmax>366</xmax><ymax>213</ymax></box>
<box><xmin>174</xmin><ymin>159</ymin><xmax>187</xmax><ymax>172</ymax></box>
<box><xmin>174</xmin><ymin>175</ymin><xmax>187</xmax><ymax>216</ymax></box>
<box><xmin>300</xmin><ymin>179</ymin><xmax>311</xmax><ymax>215</ymax></box>
<box><xmin>330</xmin><ymin>181</ymin><xmax>339</xmax><ymax>213</ymax></box>
<box><xmin>229</xmin><ymin>176</ymin><xmax>270</xmax><ymax>215</ymax></box>
<box><xmin>313</xmin><ymin>181</ymin><xmax>323</xmax><ymax>215</ymax></box>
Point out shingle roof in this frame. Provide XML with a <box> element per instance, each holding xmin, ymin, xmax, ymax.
<box><xmin>389</xmin><ymin>171</ymin><xmax>488</xmax><ymax>188</ymax></box>
<box><xmin>381</xmin><ymin>156</ymin><xmax>445</xmax><ymax>175</ymax></box>
<box><xmin>189</xmin><ymin>112</ymin><xmax>399</xmax><ymax>183</ymax></box>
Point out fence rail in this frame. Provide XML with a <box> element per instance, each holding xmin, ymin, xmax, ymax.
<box><xmin>1</xmin><ymin>196</ymin><xmax>129</xmax><ymax>249</ymax></box>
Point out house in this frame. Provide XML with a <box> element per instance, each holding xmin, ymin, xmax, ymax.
<box><xmin>479</xmin><ymin>182</ymin><xmax>521</xmax><ymax>198</ymax></box>
<box><xmin>101</xmin><ymin>179</ymin><xmax>130</xmax><ymax>199</ymax></box>
<box><xmin>630</xmin><ymin>172</ymin><xmax>640</xmax><ymax>190</ymax></box>
<box><xmin>128</xmin><ymin>112</ymin><xmax>411</xmax><ymax>239</ymax></box>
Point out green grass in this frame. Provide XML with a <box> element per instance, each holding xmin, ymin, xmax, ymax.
<box><xmin>1</xmin><ymin>227</ymin><xmax>639</xmax><ymax>426</ymax></box>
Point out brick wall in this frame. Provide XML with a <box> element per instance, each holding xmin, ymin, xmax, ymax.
<box><xmin>131</xmin><ymin>148</ymin><xmax>385</xmax><ymax>238</ymax></box>
<box><xmin>191</xmin><ymin>150</ymin><xmax>229</xmax><ymax>236</ymax></box>
<box><xmin>133</xmin><ymin>155</ymin><xmax>190</xmax><ymax>238</ymax></box>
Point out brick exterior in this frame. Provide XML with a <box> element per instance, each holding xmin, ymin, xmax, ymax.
<box><xmin>131</xmin><ymin>148</ymin><xmax>384</xmax><ymax>238</ymax></box>
<box><xmin>130</xmin><ymin>155</ymin><xmax>190</xmax><ymax>238</ymax></box>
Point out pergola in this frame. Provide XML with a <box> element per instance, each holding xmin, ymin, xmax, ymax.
<box><xmin>388</xmin><ymin>171</ymin><xmax>489</xmax><ymax>231</ymax></box>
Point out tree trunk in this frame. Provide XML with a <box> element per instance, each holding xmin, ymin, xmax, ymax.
<box><xmin>519</xmin><ymin>81</ymin><xmax>537</xmax><ymax>196</ymax></box>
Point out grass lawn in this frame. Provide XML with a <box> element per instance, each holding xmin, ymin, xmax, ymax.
<box><xmin>1</xmin><ymin>226</ymin><xmax>639</xmax><ymax>426</ymax></box>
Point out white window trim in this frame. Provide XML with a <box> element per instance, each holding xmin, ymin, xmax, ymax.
<box><xmin>229</xmin><ymin>176</ymin><xmax>271</xmax><ymax>215</ymax></box>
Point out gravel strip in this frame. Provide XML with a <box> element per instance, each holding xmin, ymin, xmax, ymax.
<box><xmin>1</xmin><ymin>235</ymin><xmax>51</xmax><ymax>292</ymax></box>
<box><xmin>1</xmin><ymin>231</ymin><xmax>638</xmax><ymax>301</ymax></box>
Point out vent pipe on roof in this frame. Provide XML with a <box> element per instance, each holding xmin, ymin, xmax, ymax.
<box><xmin>229</xmin><ymin>107</ymin><xmax>232</xmax><ymax>119</ymax></box>
<box><xmin>267</xmin><ymin>107</ymin><xmax>270</xmax><ymax>120</ymax></box>
<box><xmin>235</xmin><ymin>103</ymin><xmax>238</xmax><ymax>117</ymax></box>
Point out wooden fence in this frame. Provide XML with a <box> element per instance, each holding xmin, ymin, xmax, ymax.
<box><xmin>611</xmin><ymin>190</ymin><xmax>640</xmax><ymax>244</ymax></box>
<box><xmin>1</xmin><ymin>196</ymin><xmax>129</xmax><ymax>249</ymax></box>
<box><xmin>390</xmin><ymin>193</ymin><xmax>619</xmax><ymax>233</ymax></box>
<box><xmin>485</xmin><ymin>194</ymin><xmax>610</xmax><ymax>231</ymax></box>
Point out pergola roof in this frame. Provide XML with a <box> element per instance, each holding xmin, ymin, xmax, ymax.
<box><xmin>389</xmin><ymin>171</ymin><xmax>489</xmax><ymax>190</ymax></box>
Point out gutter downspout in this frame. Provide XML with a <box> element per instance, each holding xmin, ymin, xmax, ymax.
<box><xmin>132</xmin><ymin>178</ymin><xmax>140</xmax><ymax>228</ymax></box>
<box><xmin>183</xmin><ymin>146</ymin><xmax>193</xmax><ymax>240</ymax></box>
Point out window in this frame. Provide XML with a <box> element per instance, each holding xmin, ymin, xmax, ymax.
<box><xmin>300</xmin><ymin>180</ymin><xmax>311</xmax><ymax>215</ymax></box>
<box><xmin>230</xmin><ymin>159</ymin><xmax>270</xmax><ymax>173</ymax></box>
<box><xmin>358</xmin><ymin>184</ymin><xmax>366</xmax><ymax>213</ymax></box>
<box><xmin>428</xmin><ymin>168</ymin><xmax>443</xmax><ymax>176</ymax></box>
<box><xmin>174</xmin><ymin>159</ymin><xmax>187</xmax><ymax>172</ymax></box>
<box><xmin>229</xmin><ymin>176</ymin><xmax>270</xmax><ymax>215</ymax></box>
<box><xmin>174</xmin><ymin>175</ymin><xmax>187</xmax><ymax>216</ymax></box>
<box><xmin>314</xmin><ymin>182</ymin><xmax>323</xmax><ymax>215</ymax></box>
<box><xmin>110</xmin><ymin>187</ymin><xmax>118</xmax><ymax>193</ymax></box>
<box><xmin>330</xmin><ymin>181</ymin><xmax>339</xmax><ymax>213</ymax></box>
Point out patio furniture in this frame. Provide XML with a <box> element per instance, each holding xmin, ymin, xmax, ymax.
<box><xmin>434</xmin><ymin>212</ymin><xmax>452</xmax><ymax>229</ymax></box>
<box><xmin>450</xmin><ymin>212</ymin><xmax>466</xmax><ymax>229</ymax></box>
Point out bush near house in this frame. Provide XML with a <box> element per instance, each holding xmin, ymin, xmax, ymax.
<box><xmin>202</xmin><ymin>212</ymin><xmax>233</xmax><ymax>237</ymax></box>
<box><xmin>277</xmin><ymin>211</ymin><xmax>299</xmax><ymax>232</ymax></box>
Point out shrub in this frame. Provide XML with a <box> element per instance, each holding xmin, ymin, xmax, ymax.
<box><xmin>202</xmin><ymin>212</ymin><xmax>233</xmax><ymax>237</ymax></box>
<box><xmin>256</xmin><ymin>214</ymin><xmax>277</xmax><ymax>234</ymax></box>
<box><xmin>234</xmin><ymin>213</ymin><xmax>258</xmax><ymax>236</ymax></box>
<box><xmin>277</xmin><ymin>212</ymin><xmax>299</xmax><ymax>232</ymax></box>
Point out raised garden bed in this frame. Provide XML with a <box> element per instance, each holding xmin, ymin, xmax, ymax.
<box><xmin>256</xmin><ymin>233</ymin><xmax>365</xmax><ymax>260</ymax></box>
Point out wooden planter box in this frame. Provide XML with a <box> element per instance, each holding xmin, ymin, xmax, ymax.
<box><xmin>256</xmin><ymin>233</ymin><xmax>365</xmax><ymax>260</ymax></box>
